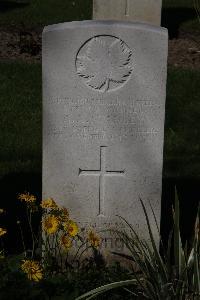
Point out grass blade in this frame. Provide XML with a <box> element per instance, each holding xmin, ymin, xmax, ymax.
<box><xmin>139</xmin><ymin>198</ymin><xmax>168</xmax><ymax>283</ymax></box>
<box><xmin>174</xmin><ymin>187</ymin><xmax>186</xmax><ymax>279</ymax></box>
<box><xmin>75</xmin><ymin>279</ymin><xmax>137</xmax><ymax>300</ymax></box>
<box><xmin>193</xmin><ymin>209</ymin><xmax>200</xmax><ymax>296</ymax></box>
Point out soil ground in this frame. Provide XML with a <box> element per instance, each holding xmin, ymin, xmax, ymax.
<box><xmin>0</xmin><ymin>25</ymin><xmax>200</xmax><ymax>69</ymax></box>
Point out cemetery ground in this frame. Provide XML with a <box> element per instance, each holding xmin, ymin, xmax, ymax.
<box><xmin>0</xmin><ymin>0</ymin><xmax>200</xmax><ymax>299</ymax></box>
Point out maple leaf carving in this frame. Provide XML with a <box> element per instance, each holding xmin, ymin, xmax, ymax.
<box><xmin>76</xmin><ymin>36</ymin><xmax>133</xmax><ymax>92</ymax></box>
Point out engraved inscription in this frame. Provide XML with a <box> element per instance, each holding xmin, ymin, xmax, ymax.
<box><xmin>47</xmin><ymin>97</ymin><xmax>161</xmax><ymax>141</ymax></box>
<box><xmin>76</xmin><ymin>36</ymin><xmax>133</xmax><ymax>92</ymax></box>
<box><xmin>79</xmin><ymin>146</ymin><xmax>125</xmax><ymax>217</ymax></box>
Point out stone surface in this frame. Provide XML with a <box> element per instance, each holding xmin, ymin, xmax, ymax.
<box><xmin>93</xmin><ymin>0</ymin><xmax>162</xmax><ymax>26</ymax></box>
<box><xmin>42</xmin><ymin>21</ymin><xmax>168</xmax><ymax>253</ymax></box>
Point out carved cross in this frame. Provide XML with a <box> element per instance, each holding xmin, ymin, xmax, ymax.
<box><xmin>79</xmin><ymin>146</ymin><xmax>125</xmax><ymax>217</ymax></box>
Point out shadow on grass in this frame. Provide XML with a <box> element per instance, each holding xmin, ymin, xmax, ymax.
<box><xmin>161</xmin><ymin>7</ymin><xmax>197</xmax><ymax>38</ymax></box>
<box><xmin>161</xmin><ymin>177</ymin><xmax>200</xmax><ymax>251</ymax></box>
<box><xmin>0</xmin><ymin>1</ymin><xmax>30</xmax><ymax>13</ymax></box>
<box><xmin>0</xmin><ymin>172</ymin><xmax>41</xmax><ymax>255</ymax></box>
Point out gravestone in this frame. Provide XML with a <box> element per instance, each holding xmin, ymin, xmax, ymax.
<box><xmin>93</xmin><ymin>0</ymin><xmax>162</xmax><ymax>26</ymax></box>
<box><xmin>42</xmin><ymin>21</ymin><xmax>168</xmax><ymax>254</ymax></box>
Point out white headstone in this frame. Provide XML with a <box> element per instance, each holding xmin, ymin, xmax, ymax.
<box><xmin>93</xmin><ymin>0</ymin><xmax>162</xmax><ymax>26</ymax></box>
<box><xmin>42</xmin><ymin>21</ymin><xmax>168</xmax><ymax>253</ymax></box>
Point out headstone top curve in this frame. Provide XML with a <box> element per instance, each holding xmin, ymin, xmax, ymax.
<box><xmin>43</xmin><ymin>20</ymin><xmax>168</xmax><ymax>35</ymax></box>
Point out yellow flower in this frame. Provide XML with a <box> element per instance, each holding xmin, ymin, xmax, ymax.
<box><xmin>42</xmin><ymin>215</ymin><xmax>60</xmax><ymax>234</ymax></box>
<box><xmin>18</xmin><ymin>192</ymin><xmax>36</xmax><ymax>203</ymax></box>
<box><xmin>0</xmin><ymin>228</ymin><xmax>7</xmax><ymax>237</ymax></box>
<box><xmin>88</xmin><ymin>230</ymin><xmax>101</xmax><ymax>248</ymax></box>
<box><xmin>21</xmin><ymin>260</ymin><xmax>43</xmax><ymax>282</ymax></box>
<box><xmin>64</xmin><ymin>220</ymin><xmax>79</xmax><ymax>237</ymax></box>
<box><xmin>41</xmin><ymin>198</ymin><xmax>58</xmax><ymax>209</ymax></box>
<box><xmin>60</xmin><ymin>234</ymin><xmax>72</xmax><ymax>251</ymax></box>
<box><xmin>0</xmin><ymin>208</ymin><xmax>4</xmax><ymax>214</ymax></box>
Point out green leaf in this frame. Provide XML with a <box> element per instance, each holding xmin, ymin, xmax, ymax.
<box><xmin>173</xmin><ymin>187</ymin><xmax>186</xmax><ymax>279</ymax></box>
<box><xmin>166</xmin><ymin>229</ymin><xmax>173</xmax><ymax>275</ymax></box>
<box><xmin>139</xmin><ymin>198</ymin><xmax>168</xmax><ymax>283</ymax></box>
<box><xmin>75</xmin><ymin>279</ymin><xmax>137</xmax><ymax>300</ymax></box>
<box><xmin>193</xmin><ymin>208</ymin><xmax>200</xmax><ymax>296</ymax></box>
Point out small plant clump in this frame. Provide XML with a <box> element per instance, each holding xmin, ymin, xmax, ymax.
<box><xmin>77</xmin><ymin>189</ymin><xmax>200</xmax><ymax>300</ymax></box>
<box><xmin>18</xmin><ymin>193</ymin><xmax>103</xmax><ymax>279</ymax></box>
<box><xmin>1</xmin><ymin>193</ymin><xmax>131</xmax><ymax>300</ymax></box>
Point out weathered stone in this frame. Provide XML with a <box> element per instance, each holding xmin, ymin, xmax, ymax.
<box><xmin>42</xmin><ymin>21</ymin><xmax>168</xmax><ymax>253</ymax></box>
<box><xmin>93</xmin><ymin>0</ymin><xmax>162</xmax><ymax>26</ymax></box>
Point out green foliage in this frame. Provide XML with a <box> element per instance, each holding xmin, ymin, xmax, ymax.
<box><xmin>0</xmin><ymin>255</ymin><xmax>133</xmax><ymax>300</ymax></box>
<box><xmin>0</xmin><ymin>61</ymin><xmax>42</xmax><ymax>179</ymax></box>
<box><xmin>163</xmin><ymin>67</ymin><xmax>200</xmax><ymax>178</ymax></box>
<box><xmin>163</xmin><ymin>0</ymin><xmax>198</xmax><ymax>8</ymax></box>
<box><xmin>0</xmin><ymin>0</ymin><xmax>92</xmax><ymax>27</ymax></box>
<box><xmin>0</xmin><ymin>254</ymin><xmax>38</xmax><ymax>300</ymax></box>
<box><xmin>77</xmin><ymin>189</ymin><xmax>200</xmax><ymax>300</ymax></box>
